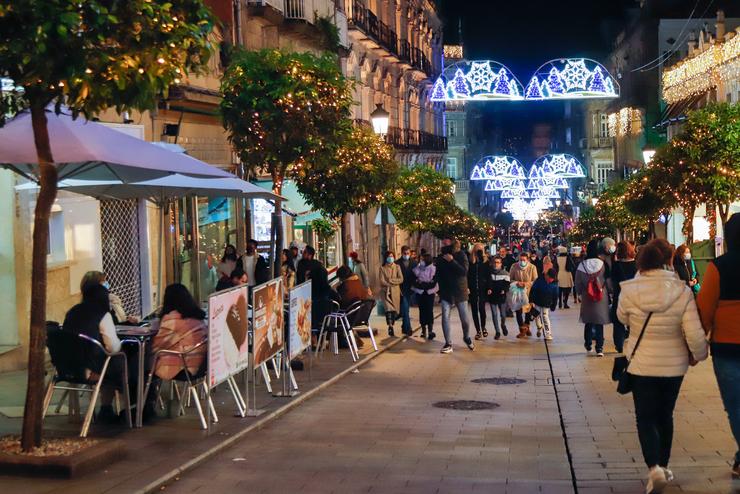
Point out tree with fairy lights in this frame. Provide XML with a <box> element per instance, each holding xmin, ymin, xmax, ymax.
<box><xmin>0</xmin><ymin>0</ymin><xmax>216</xmax><ymax>452</ymax></box>
<box><xmin>546</xmin><ymin>67</ymin><xmax>565</xmax><ymax>95</ymax></box>
<box><xmin>624</xmin><ymin>167</ymin><xmax>674</xmax><ymax>239</ymax></box>
<box><xmin>385</xmin><ymin>166</ymin><xmax>457</xmax><ymax>246</ymax></box>
<box><xmin>221</xmin><ymin>49</ymin><xmax>353</xmax><ymax>274</ymax></box>
<box><xmin>432</xmin><ymin>208</ymin><xmax>494</xmax><ymax>245</ymax></box>
<box><xmin>296</xmin><ymin>126</ymin><xmax>400</xmax><ymax>264</ymax></box>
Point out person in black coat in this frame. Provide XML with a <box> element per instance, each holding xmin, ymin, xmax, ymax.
<box><xmin>498</xmin><ymin>246</ymin><xmax>516</xmax><ymax>271</ymax></box>
<box><xmin>487</xmin><ymin>256</ymin><xmax>510</xmax><ymax>339</ymax></box>
<box><xmin>396</xmin><ymin>246</ymin><xmax>417</xmax><ymax>336</ymax></box>
<box><xmin>467</xmin><ymin>245</ymin><xmax>491</xmax><ymax>339</ymax></box>
<box><xmin>610</xmin><ymin>241</ymin><xmax>637</xmax><ymax>353</ymax></box>
<box><xmin>436</xmin><ymin>244</ymin><xmax>474</xmax><ymax>353</ymax></box>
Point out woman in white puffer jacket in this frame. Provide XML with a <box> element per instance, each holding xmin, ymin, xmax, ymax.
<box><xmin>617</xmin><ymin>239</ymin><xmax>708</xmax><ymax>494</ymax></box>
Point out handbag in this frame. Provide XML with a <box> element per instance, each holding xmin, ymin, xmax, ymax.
<box><xmin>612</xmin><ymin>312</ymin><xmax>653</xmax><ymax>395</ymax></box>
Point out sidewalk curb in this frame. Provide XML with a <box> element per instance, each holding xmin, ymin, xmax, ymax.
<box><xmin>137</xmin><ymin>316</ymin><xmax>436</xmax><ymax>494</ymax></box>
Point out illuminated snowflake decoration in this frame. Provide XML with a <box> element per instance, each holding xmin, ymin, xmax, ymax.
<box><xmin>501</xmin><ymin>188</ymin><xmax>530</xmax><ymax>199</ymax></box>
<box><xmin>470</xmin><ymin>156</ymin><xmax>525</xmax><ymax>181</ymax></box>
<box><xmin>466</xmin><ymin>61</ymin><xmax>497</xmax><ymax>92</ymax></box>
<box><xmin>560</xmin><ymin>59</ymin><xmax>591</xmax><ymax>91</ymax></box>
<box><xmin>535</xmin><ymin>154</ymin><xmax>586</xmax><ymax>178</ymax></box>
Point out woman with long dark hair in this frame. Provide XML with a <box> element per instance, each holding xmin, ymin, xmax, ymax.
<box><xmin>673</xmin><ymin>244</ymin><xmax>700</xmax><ymax>296</ymax></box>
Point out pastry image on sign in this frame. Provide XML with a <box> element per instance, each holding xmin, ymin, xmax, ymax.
<box><xmin>226</xmin><ymin>292</ymin><xmax>248</xmax><ymax>350</ymax></box>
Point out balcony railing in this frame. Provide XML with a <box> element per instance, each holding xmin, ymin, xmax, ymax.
<box><xmin>353</xmin><ymin>120</ymin><xmax>447</xmax><ymax>152</ymax></box>
<box><xmin>284</xmin><ymin>0</ymin><xmax>335</xmax><ymax>22</ymax></box>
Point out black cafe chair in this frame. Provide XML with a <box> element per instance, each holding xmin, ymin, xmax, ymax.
<box><xmin>43</xmin><ymin>324</ymin><xmax>132</xmax><ymax>437</ymax></box>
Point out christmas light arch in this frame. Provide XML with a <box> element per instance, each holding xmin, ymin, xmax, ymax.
<box><xmin>469</xmin><ymin>155</ymin><xmax>527</xmax><ymax>181</ymax></box>
<box><xmin>524</xmin><ymin>58</ymin><xmax>619</xmax><ymax>100</ymax></box>
<box><xmin>532</xmin><ymin>154</ymin><xmax>586</xmax><ymax>178</ymax></box>
<box><xmin>430</xmin><ymin>60</ymin><xmax>525</xmax><ymax>102</ymax></box>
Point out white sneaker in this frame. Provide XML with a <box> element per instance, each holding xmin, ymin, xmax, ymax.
<box><xmin>661</xmin><ymin>467</ymin><xmax>674</xmax><ymax>482</ymax></box>
<box><xmin>596</xmin><ymin>352</ymin><xmax>605</xmax><ymax>357</ymax></box>
<box><xmin>544</xmin><ymin>333</ymin><xmax>553</xmax><ymax>341</ymax></box>
<box><xmin>646</xmin><ymin>466</ymin><xmax>668</xmax><ymax>493</ymax></box>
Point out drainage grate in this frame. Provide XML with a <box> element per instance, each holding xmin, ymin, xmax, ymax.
<box><xmin>432</xmin><ymin>400</ymin><xmax>500</xmax><ymax>410</ymax></box>
<box><xmin>471</xmin><ymin>377</ymin><xmax>527</xmax><ymax>385</ymax></box>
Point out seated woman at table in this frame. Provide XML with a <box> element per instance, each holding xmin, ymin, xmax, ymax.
<box><xmin>151</xmin><ymin>284</ymin><xmax>208</xmax><ymax>383</ymax></box>
<box><xmin>63</xmin><ymin>283</ymin><xmax>131</xmax><ymax>424</ymax></box>
<box><xmin>215</xmin><ymin>267</ymin><xmax>248</xmax><ymax>292</ymax></box>
<box><xmin>336</xmin><ymin>265</ymin><xmax>369</xmax><ymax>309</ymax></box>
<box><xmin>80</xmin><ymin>270</ymin><xmax>139</xmax><ymax>325</ymax></box>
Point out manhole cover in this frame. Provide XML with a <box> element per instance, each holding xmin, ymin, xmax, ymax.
<box><xmin>471</xmin><ymin>377</ymin><xmax>527</xmax><ymax>385</ymax></box>
<box><xmin>432</xmin><ymin>400</ymin><xmax>500</xmax><ymax>410</ymax></box>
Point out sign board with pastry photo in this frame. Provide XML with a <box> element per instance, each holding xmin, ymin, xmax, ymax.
<box><xmin>289</xmin><ymin>280</ymin><xmax>312</xmax><ymax>359</ymax></box>
<box><xmin>208</xmin><ymin>284</ymin><xmax>250</xmax><ymax>387</ymax></box>
<box><xmin>252</xmin><ymin>277</ymin><xmax>285</xmax><ymax>367</ymax></box>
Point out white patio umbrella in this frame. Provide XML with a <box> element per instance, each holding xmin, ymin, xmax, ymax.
<box><xmin>17</xmin><ymin>174</ymin><xmax>282</xmax><ymax>306</ymax></box>
<box><xmin>0</xmin><ymin>109</ymin><xmax>233</xmax><ymax>181</ymax></box>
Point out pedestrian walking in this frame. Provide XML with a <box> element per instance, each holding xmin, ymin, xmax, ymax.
<box><xmin>575</xmin><ymin>239</ymin><xmax>611</xmax><ymax>356</ymax></box>
<box><xmin>379</xmin><ymin>251</ymin><xmax>403</xmax><ymax>337</ymax></box>
<box><xmin>436</xmin><ymin>244</ymin><xmax>474</xmax><ymax>354</ymax></box>
<box><xmin>412</xmin><ymin>253</ymin><xmax>438</xmax><ymax>340</ymax></box>
<box><xmin>348</xmin><ymin>251</ymin><xmax>370</xmax><ymax>290</ymax></box>
<box><xmin>487</xmin><ymin>256</ymin><xmax>510</xmax><ymax>339</ymax></box>
<box><xmin>529</xmin><ymin>268</ymin><xmax>559</xmax><ymax>340</ymax></box>
<box><xmin>396</xmin><ymin>246</ymin><xmax>417</xmax><ymax>336</ymax></box>
<box><xmin>697</xmin><ymin>213</ymin><xmax>740</xmax><ymax>479</ymax></box>
<box><xmin>673</xmin><ymin>244</ymin><xmax>700</xmax><ymax>296</ymax></box>
<box><xmin>611</xmin><ymin>241</ymin><xmax>637</xmax><ymax>353</ymax></box>
<box><xmin>468</xmin><ymin>243</ymin><xmax>491</xmax><ymax>340</ymax></box>
<box><xmin>617</xmin><ymin>238</ymin><xmax>708</xmax><ymax>493</ymax></box>
<box><xmin>509</xmin><ymin>251</ymin><xmax>538</xmax><ymax>338</ymax></box>
<box><xmin>571</xmin><ymin>246</ymin><xmax>583</xmax><ymax>304</ymax></box>
<box><xmin>498</xmin><ymin>245</ymin><xmax>516</xmax><ymax>271</ymax></box>
<box><xmin>556</xmin><ymin>245</ymin><xmax>575</xmax><ymax>309</ymax></box>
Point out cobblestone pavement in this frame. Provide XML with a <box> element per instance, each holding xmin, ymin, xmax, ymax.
<box><xmin>163</xmin><ymin>305</ymin><xmax>738</xmax><ymax>494</ymax></box>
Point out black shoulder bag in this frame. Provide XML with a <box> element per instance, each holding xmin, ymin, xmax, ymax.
<box><xmin>612</xmin><ymin>312</ymin><xmax>653</xmax><ymax>395</ymax></box>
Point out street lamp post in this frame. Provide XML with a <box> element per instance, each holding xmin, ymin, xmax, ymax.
<box><xmin>371</xmin><ymin>104</ymin><xmax>390</xmax><ymax>315</ymax></box>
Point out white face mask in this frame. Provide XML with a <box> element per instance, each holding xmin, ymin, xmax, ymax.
<box><xmin>683</xmin><ymin>253</ymin><xmax>691</xmax><ymax>261</ymax></box>
<box><xmin>608</xmin><ymin>246</ymin><xmax>616</xmax><ymax>254</ymax></box>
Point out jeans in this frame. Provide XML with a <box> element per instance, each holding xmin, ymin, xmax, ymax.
<box><xmin>468</xmin><ymin>295</ymin><xmax>487</xmax><ymax>334</ymax></box>
<box><xmin>611</xmin><ymin>303</ymin><xmax>626</xmax><ymax>352</ymax></box>
<box><xmin>584</xmin><ymin>323</ymin><xmax>604</xmax><ymax>352</ymax></box>
<box><xmin>515</xmin><ymin>308</ymin><xmax>531</xmax><ymax>327</ymax></box>
<box><xmin>713</xmin><ymin>354</ymin><xmax>740</xmax><ymax>465</ymax></box>
<box><xmin>490</xmin><ymin>302</ymin><xmax>507</xmax><ymax>334</ymax></box>
<box><xmin>400</xmin><ymin>290</ymin><xmax>412</xmax><ymax>332</ymax></box>
<box><xmin>417</xmin><ymin>292</ymin><xmax>435</xmax><ymax>331</ymax></box>
<box><xmin>534</xmin><ymin>306</ymin><xmax>551</xmax><ymax>337</ymax></box>
<box><xmin>632</xmin><ymin>375</ymin><xmax>684</xmax><ymax>467</ymax></box>
<box><xmin>441</xmin><ymin>299</ymin><xmax>471</xmax><ymax>345</ymax></box>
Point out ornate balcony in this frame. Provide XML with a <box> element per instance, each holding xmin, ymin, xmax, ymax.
<box><xmin>354</xmin><ymin>120</ymin><xmax>447</xmax><ymax>152</ymax></box>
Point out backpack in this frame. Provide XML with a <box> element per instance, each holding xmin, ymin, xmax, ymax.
<box><xmin>586</xmin><ymin>273</ymin><xmax>603</xmax><ymax>302</ymax></box>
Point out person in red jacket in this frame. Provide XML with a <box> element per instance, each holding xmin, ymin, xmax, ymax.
<box><xmin>697</xmin><ymin>213</ymin><xmax>740</xmax><ymax>479</ymax></box>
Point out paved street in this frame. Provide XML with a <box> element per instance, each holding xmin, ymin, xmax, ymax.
<box><xmin>161</xmin><ymin>306</ymin><xmax>738</xmax><ymax>494</ymax></box>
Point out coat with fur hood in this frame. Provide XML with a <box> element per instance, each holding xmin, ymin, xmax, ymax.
<box><xmin>617</xmin><ymin>269</ymin><xmax>708</xmax><ymax>377</ymax></box>
<box><xmin>574</xmin><ymin>257</ymin><xmax>611</xmax><ymax>325</ymax></box>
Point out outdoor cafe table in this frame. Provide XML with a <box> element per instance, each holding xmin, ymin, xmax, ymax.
<box><xmin>117</xmin><ymin>324</ymin><xmax>158</xmax><ymax>428</ymax></box>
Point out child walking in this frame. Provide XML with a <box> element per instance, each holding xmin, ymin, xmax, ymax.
<box><xmin>487</xmin><ymin>256</ymin><xmax>510</xmax><ymax>339</ymax></box>
<box><xmin>529</xmin><ymin>268</ymin><xmax>559</xmax><ymax>340</ymax></box>
<box><xmin>412</xmin><ymin>253</ymin><xmax>438</xmax><ymax>339</ymax></box>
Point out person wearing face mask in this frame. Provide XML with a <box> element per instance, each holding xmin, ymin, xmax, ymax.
<box><xmin>436</xmin><ymin>245</ymin><xmax>475</xmax><ymax>353</ymax></box>
<box><xmin>509</xmin><ymin>252</ymin><xmax>538</xmax><ymax>338</ymax></box>
<box><xmin>348</xmin><ymin>251</ymin><xmax>370</xmax><ymax>289</ymax></box>
<box><xmin>601</xmin><ymin>237</ymin><xmax>617</xmax><ymax>295</ymax></box>
<box><xmin>673</xmin><ymin>244</ymin><xmax>700</xmax><ymax>296</ymax></box>
<box><xmin>396</xmin><ymin>246</ymin><xmax>417</xmax><ymax>336</ymax></box>
<box><xmin>217</xmin><ymin>244</ymin><xmax>238</xmax><ymax>283</ymax></box>
<box><xmin>467</xmin><ymin>243</ymin><xmax>491</xmax><ymax>340</ymax></box>
<box><xmin>413</xmin><ymin>253</ymin><xmax>438</xmax><ymax>340</ymax></box>
<box><xmin>487</xmin><ymin>256</ymin><xmax>510</xmax><ymax>339</ymax></box>
<box><xmin>239</xmin><ymin>239</ymin><xmax>269</xmax><ymax>288</ymax></box>
<box><xmin>379</xmin><ymin>251</ymin><xmax>403</xmax><ymax>336</ymax></box>
<box><xmin>80</xmin><ymin>271</ymin><xmax>139</xmax><ymax>325</ymax></box>
<box><xmin>575</xmin><ymin>239</ymin><xmax>611</xmax><ymax>356</ymax></box>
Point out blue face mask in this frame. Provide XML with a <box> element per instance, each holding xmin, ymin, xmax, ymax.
<box><xmin>102</xmin><ymin>281</ymin><xmax>111</xmax><ymax>290</ymax></box>
<box><xmin>519</xmin><ymin>261</ymin><xmax>528</xmax><ymax>268</ymax></box>
<box><xmin>386</xmin><ymin>257</ymin><xmax>395</xmax><ymax>264</ymax></box>
<box><xmin>402</xmin><ymin>254</ymin><xmax>410</xmax><ymax>261</ymax></box>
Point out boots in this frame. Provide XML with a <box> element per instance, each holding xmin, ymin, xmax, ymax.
<box><xmin>428</xmin><ymin>326</ymin><xmax>436</xmax><ymax>340</ymax></box>
<box><xmin>516</xmin><ymin>325</ymin><xmax>528</xmax><ymax>339</ymax></box>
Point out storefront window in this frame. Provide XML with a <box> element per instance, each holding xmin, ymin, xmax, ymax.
<box><xmin>253</xmin><ymin>198</ymin><xmax>273</xmax><ymax>242</ymax></box>
<box><xmin>196</xmin><ymin>196</ymin><xmax>236</xmax><ymax>300</ymax></box>
<box><xmin>317</xmin><ymin>233</ymin><xmax>338</xmax><ymax>270</ymax></box>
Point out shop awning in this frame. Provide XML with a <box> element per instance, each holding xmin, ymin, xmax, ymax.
<box><xmin>254</xmin><ymin>179</ymin><xmax>323</xmax><ymax>225</ymax></box>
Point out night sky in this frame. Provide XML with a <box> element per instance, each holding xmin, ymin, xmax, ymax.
<box><xmin>438</xmin><ymin>0</ymin><xmax>638</xmax><ymax>162</ymax></box>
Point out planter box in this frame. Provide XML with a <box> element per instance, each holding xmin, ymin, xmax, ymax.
<box><xmin>0</xmin><ymin>439</ymin><xmax>125</xmax><ymax>478</ymax></box>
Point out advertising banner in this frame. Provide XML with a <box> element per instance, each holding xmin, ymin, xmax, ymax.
<box><xmin>289</xmin><ymin>280</ymin><xmax>312</xmax><ymax>359</ymax></box>
<box><xmin>252</xmin><ymin>277</ymin><xmax>285</xmax><ymax>367</ymax></box>
<box><xmin>207</xmin><ymin>285</ymin><xmax>249</xmax><ymax>387</ymax></box>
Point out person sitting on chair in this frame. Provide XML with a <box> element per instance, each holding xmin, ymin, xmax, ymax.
<box><xmin>80</xmin><ymin>270</ymin><xmax>139</xmax><ymax>325</ymax></box>
<box><xmin>336</xmin><ymin>265</ymin><xmax>370</xmax><ymax>309</ymax></box>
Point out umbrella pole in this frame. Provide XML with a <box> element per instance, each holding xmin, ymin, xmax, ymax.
<box><xmin>157</xmin><ymin>201</ymin><xmax>166</xmax><ymax>310</ymax></box>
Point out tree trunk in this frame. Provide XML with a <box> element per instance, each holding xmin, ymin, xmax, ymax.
<box><xmin>682</xmin><ymin>205</ymin><xmax>695</xmax><ymax>246</ymax></box>
<box><xmin>718</xmin><ymin>203</ymin><xmax>730</xmax><ymax>234</ymax></box>
<box><xmin>21</xmin><ymin>104</ymin><xmax>58</xmax><ymax>451</ymax></box>
<box><xmin>707</xmin><ymin>202</ymin><xmax>717</xmax><ymax>240</ymax></box>
<box><xmin>340</xmin><ymin>212</ymin><xmax>351</xmax><ymax>266</ymax></box>
<box><xmin>271</xmin><ymin>175</ymin><xmax>284</xmax><ymax>279</ymax></box>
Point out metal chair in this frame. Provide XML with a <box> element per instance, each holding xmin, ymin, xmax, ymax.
<box><xmin>143</xmin><ymin>338</ymin><xmax>217</xmax><ymax>430</ymax></box>
<box><xmin>315</xmin><ymin>300</ymin><xmax>359</xmax><ymax>361</ymax></box>
<box><xmin>344</xmin><ymin>299</ymin><xmax>378</xmax><ymax>351</ymax></box>
<box><xmin>43</xmin><ymin>325</ymin><xmax>132</xmax><ymax>437</ymax></box>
